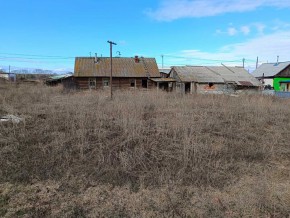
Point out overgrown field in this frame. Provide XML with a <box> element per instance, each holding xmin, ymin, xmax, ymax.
<box><xmin>1</xmin><ymin>84</ymin><xmax>290</xmax><ymax>217</ymax></box>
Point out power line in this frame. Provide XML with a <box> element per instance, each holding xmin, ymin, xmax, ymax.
<box><xmin>162</xmin><ymin>54</ymin><xmax>257</xmax><ymax>63</ymax></box>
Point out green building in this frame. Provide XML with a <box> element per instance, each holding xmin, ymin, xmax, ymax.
<box><xmin>252</xmin><ymin>61</ymin><xmax>290</xmax><ymax>91</ymax></box>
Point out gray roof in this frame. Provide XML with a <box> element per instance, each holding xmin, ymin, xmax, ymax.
<box><xmin>252</xmin><ymin>61</ymin><xmax>290</xmax><ymax>78</ymax></box>
<box><xmin>172</xmin><ymin>66</ymin><xmax>261</xmax><ymax>86</ymax></box>
<box><xmin>172</xmin><ymin>66</ymin><xmax>224</xmax><ymax>83</ymax></box>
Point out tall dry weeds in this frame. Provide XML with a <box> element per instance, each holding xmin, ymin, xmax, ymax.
<box><xmin>1</xmin><ymin>83</ymin><xmax>290</xmax><ymax>217</ymax></box>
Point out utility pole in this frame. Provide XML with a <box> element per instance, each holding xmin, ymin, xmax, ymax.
<box><xmin>161</xmin><ymin>55</ymin><xmax>164</xmax><ymax>69</ymax></box>
<box><xmin>107</xmin><ymin>40</ymin><xmax>117</xmax><ymax>100</ymax></box>
<box><xmin>256</xmin><ymin>56</ymin><xmax>259</xmax><ymax>69</ymax></box>
<box><xmin>242</xmin><ymin>58</ymin><xmax>245</xmax><ymax>68</ymax></box>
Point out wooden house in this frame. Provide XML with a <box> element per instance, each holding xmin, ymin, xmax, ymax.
<box><xmin>170</xmin><ymin>65</ymin><xmax>261</xmax><ymax>94</ymax></box>
<box><xmin>72</xmin><ymin>56</ymin><xmax>162</xmax><ymax>90</ymax></box>
<box><xmin>252</xmin><ymin>61</ymin><xmax>290</xmax><ymax>91</ymax></box>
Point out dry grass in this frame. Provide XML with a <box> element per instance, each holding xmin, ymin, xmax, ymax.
<box><xmin>1</xmin><ymin>83</ymin><xmax>290</xmax><ymax>217</ymax></box>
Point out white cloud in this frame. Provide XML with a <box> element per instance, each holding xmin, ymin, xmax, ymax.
<box><xmin>217</xmin><ymin>22</ymin><xmax>266</xmax><ymax>36</ymax></box>
<box><xmin>165</xmin><ymin>30</ymin><xmax>290</xmax><ymax>71</ymax></box>
<box><xmin>147</xmin><ymin>0</ymin><xmax>290</xmax><ymax>21</ymax></box>
<box><xmin>241</xmin><ymin>26</ymin><xmax>251</xmax><ymax>35</ymax></box>
<box><xmin>228</xmin><ymin>27</ymin><xmax>238</xmax><ymax>36</ymax></box>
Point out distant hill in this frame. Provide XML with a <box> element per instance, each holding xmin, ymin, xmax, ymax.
<box><xmin>0</xmin><ymin>66</ymin><xmax>73</xmax><ymax>75</ymax></box>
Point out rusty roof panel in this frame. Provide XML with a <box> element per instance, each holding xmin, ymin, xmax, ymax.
<box><xmin>74</xmin><ymin>57</ymin><xmax>160</xmax><ymax>78</ymax></box>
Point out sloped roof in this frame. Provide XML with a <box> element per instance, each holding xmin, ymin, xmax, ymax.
<box><xmin>74</xmin><ymin>57</ymin><xmax>160</xmax><ymax>78</ymax></box>
<box><xmin>252</xmin><ymin>61</ymin><xmax>290</xmax><ymax>78</ymax></box>
<box><xmin>208</xmin><ymin>66</ymin><xmax>261</xmax><ymax>86</ymax></box>
<box><xmin>172</xmin><ymin>66</ymin><xmax>224</xmax><ymax>83</ymax></box>
<box><xmin>172</xmin><ymin>66</ymin><xmax>261</xmax><ymax>86</ymax></box>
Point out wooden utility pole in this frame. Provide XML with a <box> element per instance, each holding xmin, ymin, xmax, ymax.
<box><xmin>107</xmin><ymin>40</ymin><xmax>117</xmax><ymax>100</ymax></box>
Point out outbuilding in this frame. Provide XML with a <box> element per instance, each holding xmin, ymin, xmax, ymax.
<box><xmin>169</xmin><ymin>65</ymin><xmax>261</xmax><ymax>94</ymax></box>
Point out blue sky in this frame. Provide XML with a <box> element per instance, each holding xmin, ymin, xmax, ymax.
<box><xmin>1</xmin><ymin>0</ymin><xmax>290</xmax><ymax>72</ymax></box>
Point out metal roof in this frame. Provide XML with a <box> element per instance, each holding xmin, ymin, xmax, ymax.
<box><xmin>252</xmin><ymin>61</ymin><xmax>290</xmax><ymax>78</ymax></box>
<box><xmin>172</xmin><ymin>66</ymin><xmax>261</xmax><ymax>86</ymax></box>
<box><xmin>74</xmin><ymin>57</ymin><xmax>160</xmax><ymax>78</ymax></box>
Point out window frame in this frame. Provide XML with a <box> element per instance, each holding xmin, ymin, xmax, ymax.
<box><xmin>88</xmin><ymin>78</ymin><xmax>96</xmax><ymax>89</ymax></box>
<box><xmin>103</xmin><ymin>78</ymin><xmax>109</xmax><ymax>87</ymax></box>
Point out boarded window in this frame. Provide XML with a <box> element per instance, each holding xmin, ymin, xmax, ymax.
<box><xmin>88</xmin><ymin>78</ymin><xmax>96</xmax><ymax>89</ymax></box>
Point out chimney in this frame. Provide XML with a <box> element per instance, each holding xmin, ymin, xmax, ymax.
<box><xmin>134</xmin><ymin>55</ymin><xmax>139</xmax><ymax>63</ymax></box>
<box><xmin>95</xmin><ymin>53</ymin><xmax>98</xmax><ymax>63</ymax></box>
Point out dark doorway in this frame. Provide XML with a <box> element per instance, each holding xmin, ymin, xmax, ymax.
<box><xmin>142</xmin><ymin>79</ymin><xmax>147</xmax><ymax>88</ymax></box>
<box><xmin>185</xmin><ymin>82</ymin><xmax>191</xmax><ymax>93</ymax></box>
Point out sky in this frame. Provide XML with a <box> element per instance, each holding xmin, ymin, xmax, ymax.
<box><xmin>1</xmin><ymin>0</ymin><xmax>290</xmax><ymax>72</ymax></box>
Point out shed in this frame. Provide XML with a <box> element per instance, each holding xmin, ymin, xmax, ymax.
<box><xmin>170</xmin><ymin>65</ymin><xmax>261</xmax><ymax>94</ymax></box>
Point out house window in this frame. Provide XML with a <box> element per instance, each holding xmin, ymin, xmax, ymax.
<box><xmin>103</xmin><ymin>78</ymin><xmax>109</xmax><ymax>87</ymax></box>
<box><xmin>130</xmin><ymin>79</ymin><xmax>135</xmax><ymax>87</ymax></box>
<box><xmin>89</xmin><ymin>78</ymin><xmax>96</xmax><ymax>89</ymax></box>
